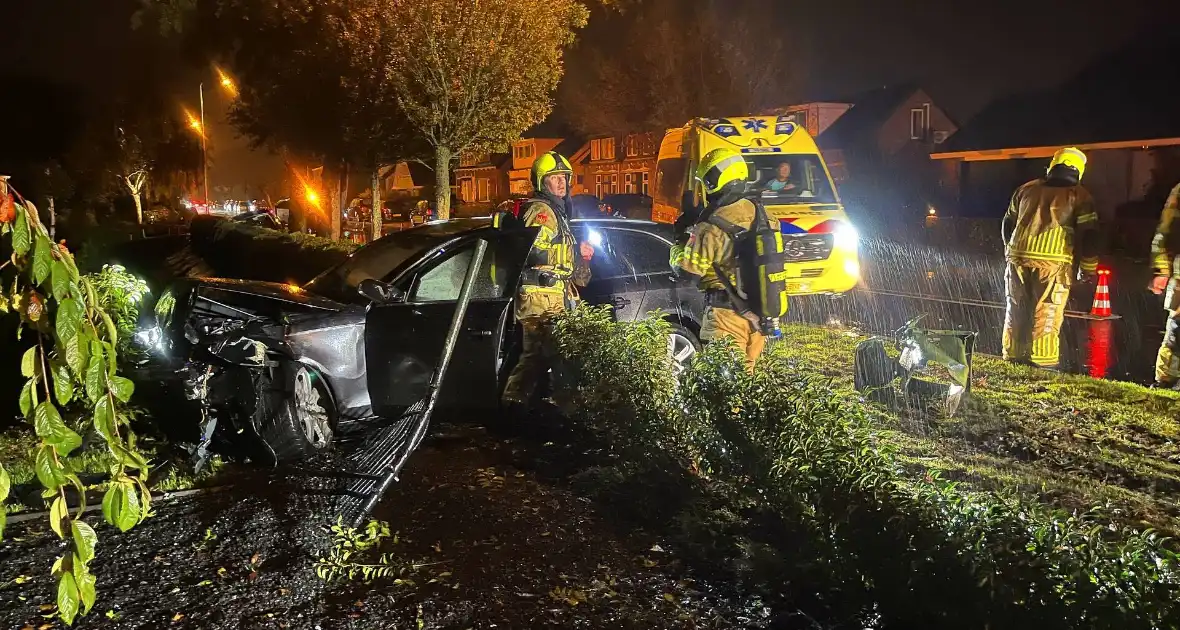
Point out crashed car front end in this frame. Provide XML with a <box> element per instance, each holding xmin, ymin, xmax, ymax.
<box><xmin>133</xmin><ymin>278</ymin><xmax>366</xmax><ymax>469</ymax></box>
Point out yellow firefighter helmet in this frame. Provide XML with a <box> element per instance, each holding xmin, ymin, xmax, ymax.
<box><xmin>1048</xmin><ymin>147</ymin><xmax>1087</xmax><ymax>180</ymax></box>
<box><xmin>696</xmin><ymin>147</ymin><xmax>749</xmax><ymax>195</ymax></box>
<box><xmin>531</xmin><ymin>151</ymin><xmax>573</xmax><ymax>191</ymax></box>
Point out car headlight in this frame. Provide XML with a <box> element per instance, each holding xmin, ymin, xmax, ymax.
<box><xmin>134</xmin><ymin>325</ymin><xmax>166</xmax><ymax>354</ymax></box>
<box><xmin>833</xmin><ymin>223</ymin><xmax>859</xmax><ymax>250</ymax></box>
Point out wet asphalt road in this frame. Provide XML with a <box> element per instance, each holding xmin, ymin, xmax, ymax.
<box><xmin>0</xmin><ymin>422</ymin><xmax>765</xmax><ymax>630</ymax></box>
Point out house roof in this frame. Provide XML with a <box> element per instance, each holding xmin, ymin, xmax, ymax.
<box><xmin>456</xmin><ymin>153</ymin><xmax>510</xmax><ymax>171</ymax></box>
<box><xmin>935</xmin><ymin>29</ymin><xmax>1180</xmax><ymax>158</ymax></box>
<box><xmin>554</xmin><ymin>136</ymin><xmax>587</xmax><ymax>160</ymax></box>
<box><xmin>816</xmin><ymin>84</ymin><xmax>922</xmax><ymax>150</ymax></box>
<box><xmin>522</xmin><ymin>119</ymin><xmax>577</xmax><ymax>140</ymax></box>
<box><xmin>404</xmin><ymin>161</ymin><xmax>433</xmax><ymax>184</ymax></box>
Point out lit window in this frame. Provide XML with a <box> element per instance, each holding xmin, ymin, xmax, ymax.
<box><xmin>625</xmin><ymin>135</ymin><xmax>639</xmax><ymax>157</ymax></box>
<box><xmin>910</xmin><ymin>106</ymin><xmax>929</xmax><ymax>140</ymax></box>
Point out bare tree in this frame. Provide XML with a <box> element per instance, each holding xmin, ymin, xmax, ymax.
<box><xmin>115</xmin><ymin>128</ymin><xmax>150</xmax><ymax>224</ymax></box>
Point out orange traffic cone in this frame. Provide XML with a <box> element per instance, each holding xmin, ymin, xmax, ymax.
<box><xmin>1090</xmin><ymin>267</ymin><xmax>1112</xmax><ymax>317</ymax></box>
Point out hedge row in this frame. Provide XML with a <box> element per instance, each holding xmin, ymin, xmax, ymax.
<box><xmin>188</xmin><ymin>216</ymin><xmax>358</xmax><ymax>284</ymax></box>
<box><xmin>551</xmin><ymin>306</ymin><xmax>1180</xmax><ymax>629</ymax></box>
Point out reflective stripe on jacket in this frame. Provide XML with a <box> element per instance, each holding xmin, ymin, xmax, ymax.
<box><xmin>1152</xmin><ymin>183</ymin><xmax>1180</xmax><ymax>278</ymax></box>
<box><xmin>517</xmin><ymin>199</ymin><xmax>590</xmax><ymax>303</ymax></box>
<box><xmin>1003</xmin><ymin>178</ymin><xmax>1099</xmax><ymax>270</ymax></box>
<box><xmin>672</xmin><ymin>198</ymin><xmax>775</xmax><ymax>292</ymax></box>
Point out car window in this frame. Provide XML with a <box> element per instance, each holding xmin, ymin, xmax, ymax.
<box><xmin>305</xmin><ymin>221</ymin><xmax>492</xmax><ymax>303</ymax></box>
<box><xmin>605</xmin><ymin>229</ymin><xmax>670</xmax><ymax>275</ymax></box>
<box><xmin>405</xmin><ymin>235</ymin><xmax>529</xmax><ymax>303</ymax></box>
<box><xmin>577</xmin><ymin>225</ymin><xmax>668</xmax><ymax>280</ymax></box>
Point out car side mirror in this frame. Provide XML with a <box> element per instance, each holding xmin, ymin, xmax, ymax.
<box><xmin>357</xmin><ymin>278</ymin><xmax>402</xmax><ymax>304</ymax></box>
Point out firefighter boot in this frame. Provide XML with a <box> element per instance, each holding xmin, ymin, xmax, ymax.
<box><xmin>1155</xmin><ymin>311</ymin><xmax>1180</xmax><ymax>388</ymax></box>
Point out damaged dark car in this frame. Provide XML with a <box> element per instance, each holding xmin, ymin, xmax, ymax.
<box><xmin>134</xmin><ymin>218</ymin><xmax>705</xmax><ymax>469</ymax></box>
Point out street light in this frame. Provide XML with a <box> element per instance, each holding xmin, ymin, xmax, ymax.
<box><xmin>192</xmin><ymin>68</ymin><xmax>239</xmax><ymax>211</ymax></box>
<box><xmin>199</xmin><ymin>83</ymin><xmax>209</xmax><ymax>206</ymax></box>
<box><xmin>215</xmin><ymin>65</ymin><xmax>238</xmax><ymax>99</ymax></box>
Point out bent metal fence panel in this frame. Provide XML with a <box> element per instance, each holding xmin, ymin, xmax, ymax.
<box><xmin>325</xmin><ymin>238</ymin><xmax>491</xmax><ymax>528</ymax></box>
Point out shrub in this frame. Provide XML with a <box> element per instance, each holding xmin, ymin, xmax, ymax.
<box><xmin>552</xmin><ymin>306</ymin><xmax>1180</xmax><ymax>629</ymax></box>
<box><xmin>188</xmin><ymin>216</ymin><xmax>356</xmax><ymax>284</ymax></box>
<box><xmin>87</xmin><ymin>264</ymin><xmax>151</xmax><ymax>358</ymax></box>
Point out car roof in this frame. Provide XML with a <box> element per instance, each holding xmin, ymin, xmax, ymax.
<box><xmin>572</xmin><ymin>217</ymin><xmax>673</xmax><ymax>237</ymax></box>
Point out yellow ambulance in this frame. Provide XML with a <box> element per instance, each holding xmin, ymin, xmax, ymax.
<box><xmin>652</xmin><ymin>115</ymin><xmax>860</xmax><ymax>296</ymax></box>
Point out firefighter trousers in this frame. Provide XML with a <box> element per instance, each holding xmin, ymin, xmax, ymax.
<box><xmin>502</xmin><ymin>316</ymin><xmax>558</xmax><ymax>406</ymax></box>
<box><xmin>1002</xmin><ymin>262</ymin><xmax>1071</xmax><ymax>368</ymax></box>
<box><xmin>701</xmin><ymin>306</ymin><xmax>766</xmax><ymax>372</ymax></box>
<box><xmin>1155</xmin><ymin>309</ymin><xmax>1180</xmax><ymax>385</ymax></box>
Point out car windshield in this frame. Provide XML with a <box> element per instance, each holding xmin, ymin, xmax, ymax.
<box><xmin>304</xmin><ymin>220</ymin><xmax>490</xmax><ymax>302</ymax></box>
<box><xmin>743</xmin><ymin>154</ymin><xmax>837</xmax><ymax>204</ymax></box>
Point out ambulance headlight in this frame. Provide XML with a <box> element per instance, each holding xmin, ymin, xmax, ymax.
<box><xmin>833</xmin><ymin>224</ymin><xmax>859</xmax><ymax>250</ymax></box>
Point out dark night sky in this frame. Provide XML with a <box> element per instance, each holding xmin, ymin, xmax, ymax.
<box><xmin>1</xmin><ymin>0</ymin><xmax>1172</xmax><ymax>191</ymax></box>
<box><xmin>4</xmin><ymin>0</ymin><xmax>1170</xmax><ymax>120</ymax></box>
<box><xmin>788</xmin><ymin>0</ymin><xmax>1169</xmax><ymax>121</ymax></box>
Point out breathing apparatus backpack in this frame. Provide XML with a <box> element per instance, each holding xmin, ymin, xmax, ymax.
<box><xmin>706</xmin><ymin>197</ymin><xmax>789</xmax><ymax>337</ymax></box>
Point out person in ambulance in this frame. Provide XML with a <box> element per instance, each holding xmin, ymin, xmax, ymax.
<box><xmin>762</xmin><ymin>160</ymin><xmax>797</xmax><ymax>194</ymax></box>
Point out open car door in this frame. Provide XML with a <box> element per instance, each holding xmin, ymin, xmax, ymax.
<box><xmin>363</xmin><ymin>228</ymin><xmax>537</xmax><ymax>416</ymax></box>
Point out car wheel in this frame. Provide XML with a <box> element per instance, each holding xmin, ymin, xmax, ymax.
<box><xmin>257</xmin><ymin>362</ymin><xmax>335</xmax><ymax>463</ymax></box>
<box><xmin>667</xmin><ymin>323</ymin><xmax>700</xmax><ymax>377</ymax></box>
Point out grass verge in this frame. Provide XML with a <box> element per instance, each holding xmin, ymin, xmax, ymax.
<box><xmin>773</xmin><ymin>323</ymin><xmax>1180</xmax><ymax>536</ymax></box>
<box><xmin>551</xmin><ymin>307</ymin><xmax>1180</xmax><ymax>628</ymax></box>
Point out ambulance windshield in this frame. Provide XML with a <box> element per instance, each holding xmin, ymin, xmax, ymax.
<box><xmin>744</xmin><ymin>154</ymin><xmax>837</xmax><ymax>204</ymax></box>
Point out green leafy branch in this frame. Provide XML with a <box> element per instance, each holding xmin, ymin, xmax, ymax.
<box><xmin>0</xmin><ymin>180</ymin><xmax>150</xmax><ymax>625</ymax></box>
<box><xmin>314</xmin><ymin>518</ymin><xmax>406</xmax><ymax>583</ymax></box>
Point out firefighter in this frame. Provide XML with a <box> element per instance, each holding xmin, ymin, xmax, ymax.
<box><xmin>1001</xmin><ymin>147</ymin><xmax>1099</xmax><ymax>369</ymax></box>
<box><xmin>501</xmin><ymin>151</ymin><xmax>593</xmax><ymax>409</ymax></box>
<box><xmin>1150</xmin><ymin>182</ymin><xmax>1180</xmax><ymax>389</ymax></box>
<box><xmin>670</xmin><ymin>147</ymin><xmax>777</xmax><ymax>372</ymax></box>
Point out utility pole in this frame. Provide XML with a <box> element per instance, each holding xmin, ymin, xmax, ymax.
<box><xmin>200</xmin><ymin>83</ymin><xmax>209</xmax><ymax>207</ymax></box>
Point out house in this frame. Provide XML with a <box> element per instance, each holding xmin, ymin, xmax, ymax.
<box><xmin>816</xmin><ymin>84</ymin><xmax>958</xmax><ymax>182</ymax></box>
<box><xmin>454</xmin><ymin>151</ymin><xmax>510</xmax><ymax>209</ymax></box>
<box><xmin>506</xmin><ymin>136</ymin><xmax>588</xmax><ymax>196</ymax></box>
<box><xmin>772</xmin><ymin>102</ymin><xmax>852</xmax><ymax>138</ymax></box>
<box><xmin>794</xmin><ymin>85</ymin><xmax>959</xmax><ymax>224</ymax></box>
<box><xmin>383</xmin><ymin>161</ymin><xmax>434</xmax><ymax>199</ymax></box>
<box><xmin>577</xmin><ymin>132</ymin><xmax>660</xmax><ymax>197</ymax></box>
<box><xmin>929</xmin><ymin>28</ymin><xmax>1180</xmax><ymax>254</ymax></box>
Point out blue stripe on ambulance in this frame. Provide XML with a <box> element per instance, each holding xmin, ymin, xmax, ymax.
<box><xmin>779</xmin><ymin>220</ymin><xmax>807</xmax><ymax>235</ymax></box>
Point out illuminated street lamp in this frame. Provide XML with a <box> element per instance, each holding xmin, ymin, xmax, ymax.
<box><xmin>216</xmin><ymin>65</ymin><xmax>239</xmax><ymax>99</ymax></box>
<box><xmin>189</xmin><ymin>68</ymin><xmax>239</xmax><ymax>210</ymax></box>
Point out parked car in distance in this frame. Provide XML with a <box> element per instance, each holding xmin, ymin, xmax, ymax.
<box><xmin>570</xmin><ymin>194</ymin><xmax>603</xmax><ymax>219</ymax></box>
<box><xmin>233</xmin><ymin>210</ymin><xmax>282</xmax><ymax>230</ymax></box>
<box><xmin>601</xmin><ymin>194</ymin><xmax>654</xmax><ymax>220</ymax></box>
<box><xmin>138</xmin><ymin>217</ymin><xmax>703</xmax><ymax>466</ymax></box>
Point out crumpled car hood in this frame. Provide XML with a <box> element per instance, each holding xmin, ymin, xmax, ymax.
<box><xmin>192</xmin><ymin>277</ymin><xmax>345</xmax><ymax>312</ymax></box>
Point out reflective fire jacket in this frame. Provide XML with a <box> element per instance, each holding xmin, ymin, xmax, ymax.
<box><xmin>1002</xmin><ymin>178</ymin><xmax>1099</xmax><ymax>272</ymax></box>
